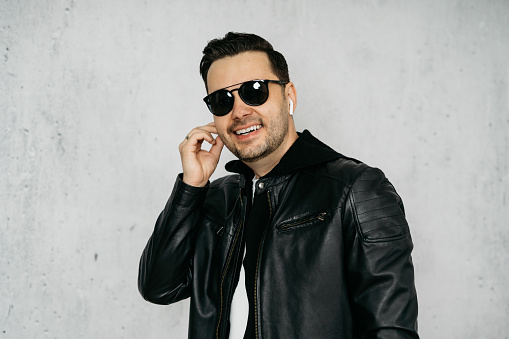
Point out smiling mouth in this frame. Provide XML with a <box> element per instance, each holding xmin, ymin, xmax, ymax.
<box><xmin>235</xmin><ymin>125</ymin><xmax>262</xmax><ymax>136</ymax></box>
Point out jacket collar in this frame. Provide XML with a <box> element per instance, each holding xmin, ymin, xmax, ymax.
<box><xmin>225</xmin><ymin>130</ymin><xmax>342</xmax><ymax>179</ymax></box>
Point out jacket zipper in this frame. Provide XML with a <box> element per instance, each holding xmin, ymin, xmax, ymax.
<box><xmin>278</xmin><ymin>212</ymin><xmax>327</xmax><ymax>231</ymax></box>
<box><xmin>254</xmin><ymin>190</ymin><xmax>273</xmax><ymax>339</ymax></box>
<box><xmin>216</xmin><ymin>192</ymin><xmax>245</xmax><ymax>339</ymax></box>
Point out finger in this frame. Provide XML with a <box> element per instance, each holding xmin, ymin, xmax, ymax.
<box><xmin>208</xmin><ymin>135</ymin><xmax>224</xmax><ymax>159</ymax></box>
<box><xmin>182</xmin><ymin>122</ymin><xmax>218</xmax><ymax>140</ymax></box>
<box><xmin>185</xmin><ymin>130</ymin><xmax>216</xmax><ymax>146</ymax></box>
<box><xmin>194</xmin><ymin>124</ymin><xmax>218</xmax><ymax>135</ymax></box>
<box><xmin>179</xmin><ymin>132</ymin><xmax>212</xmax><ymax>153</ymax></box>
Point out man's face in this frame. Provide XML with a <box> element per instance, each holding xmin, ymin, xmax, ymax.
<box><xmin>206</xmin><ymin>51</ymin><xmax>293</xmax><ymax>163</ymax></box>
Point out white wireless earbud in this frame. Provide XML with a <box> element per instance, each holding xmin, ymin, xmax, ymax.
<box><xmin>289</xmin><ymin>98</ymin><xmax>294</xmax><ymax>115</ymax></box>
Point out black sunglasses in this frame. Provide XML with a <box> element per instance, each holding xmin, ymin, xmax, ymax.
<box><xmin>203</xmin><ymin>79</ymin><xmax>287</xmax><ymax>116</ymax></box>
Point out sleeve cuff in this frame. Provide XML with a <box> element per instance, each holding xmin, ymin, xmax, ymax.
<box><xmin>172</xmin><ymin>173</ymin><xmax>209</xmax><ymax>207</ymax></box>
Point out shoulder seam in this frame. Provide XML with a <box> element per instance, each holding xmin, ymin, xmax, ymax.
<box><xmin>301</xmin><ymin>159</ymin><xmax>370</xmax><ymax>188</ymax></box>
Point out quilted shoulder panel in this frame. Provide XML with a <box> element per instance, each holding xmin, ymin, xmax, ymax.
<box><xmin>349</xmin><ymin>167</ymin><xmax>409</xmax><ymax>242</ymax></box>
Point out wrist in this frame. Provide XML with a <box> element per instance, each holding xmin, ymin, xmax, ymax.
<box><xmin>182</xmin><ymin>174</ymin><xmax>208</xmax><ymax>188</ymax></box>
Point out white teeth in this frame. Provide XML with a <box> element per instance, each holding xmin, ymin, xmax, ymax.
<box><xmin>235</xmin><ymin>125</ymin><xmax>261</xmax><ymax>135</ymax></box>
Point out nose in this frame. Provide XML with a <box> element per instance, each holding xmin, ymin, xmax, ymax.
<box><xmin>230</xmin><ymin>91</ymin><xmax>252</xmax><ymax>120</ymax></box>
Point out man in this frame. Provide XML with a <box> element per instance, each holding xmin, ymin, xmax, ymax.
<box><xmin>138</xmin><ymin>32</ymin><xmax>419</xmax><ymax>339</ymax></box>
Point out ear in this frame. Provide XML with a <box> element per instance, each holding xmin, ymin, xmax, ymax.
<box><xmin>285</xmin><ymin>82</ymin><xmax>297</xmax><ymax>115</ymax></box>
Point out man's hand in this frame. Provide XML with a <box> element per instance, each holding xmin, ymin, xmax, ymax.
<box><xmin>179</xmin><ymin>122</ymin><xmax>224</xmax><ymax>187</ymax></box>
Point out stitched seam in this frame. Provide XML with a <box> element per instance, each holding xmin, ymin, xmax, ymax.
<box><xmin>254</xmin><ymin>191</ymin><xmax>272</xmax><ymax>339</ymax></box>
<box><xmin>142</xmin><ymin>184</ymin><xmax>206</xmax><ymax>297</ymax></box>
<box><xmin>355</xmin><ymin>179</ymin><xmax>377</xmax><ymax>192</ymax></box>
<box><xmin>301</xmin><ymin>167</ymin><xmax>351</xmax><ymax>187</ymax></box>
<box><xmin>201</xmin><ymin>210</ymin><xmax>224</xmax><ymax>227</ymax></box>
<box><xmin>209</xmin><ymin>176</ymin><xmax>241</xmax><ymax>189</ymax></box>
<box><xmin>354</xmin><ymin>194</ymin><xmax>394</xmax><ymax>204</ymax></box>
<box><xmin>352</xmin><ymin>186</ymin><xmax>380</xmax><ymax>193</ymax></box>
<box><xmin>203</xmin><ymin>195</ymin><xmax>243</xmax><ymax>237</ymax></box>
<box><xmin>363</xmin><ymin>229</ymin><xmax>409</xmax><ymax>243</ymax></box>
<box><xmin>198</xmin><ymin>214</ymin><xmax>225</xmax><ymax>236</ymax></box>
<box><xmin>203</xmin><ymin>194</ymin><xmax>241</xmax><ymax>222</ymax></box>
<box><xmin>276</xmin><ymin>212</ymin><xmax>331</xmax><ymax>233</ymax></box>
<box><xmin>358</xmin><ymin>212</ymin><xmax>403</xmax><ymax>223</ymax></box>
<box><xmin>356</xmin><ymin>204</ymin><xmax>399</xmax><ymax>216</ymax></box>
<box><xmin>215</xmin><ymin>193</ymin><xmax>244</xmax><ymax>339</ymax></box>
<box><xmin>363</xmin><ymin>223</ymin><xmax>408</xmax><ymax>234</ymax></box>
<box><xmin>345</xmin><ymin>167</ymin><xmax>371</xmax><ymax>240</ymax></box>
<box><xmin>278</xmin><ymin>212</ymin><xmax>328</xmax><ymax>229</ymax></box>
<box><xmin>352</xmin><ymin>180</ymin><xmax>393</xmax><ymax>194</ymax></box>
<box><xmin>215</xmin><ymin>232</ymin><xmax>238</xmax><ymax>338</ymax></box>
<box><xmin>299</xmin><ymin>159</ymin><xmax>368</xmax><ymax>187</ymax></box>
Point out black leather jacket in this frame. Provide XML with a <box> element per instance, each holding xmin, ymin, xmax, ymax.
<box><xmin>138</xmin><ymin>131</ymin><xmax>419</xmax><ymax>339</ymax></box>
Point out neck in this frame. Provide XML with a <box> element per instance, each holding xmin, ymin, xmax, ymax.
<box><xmin>244</xmin><ymin>128</ymin><xmax>298</xmax><ymax>178</ymax></box>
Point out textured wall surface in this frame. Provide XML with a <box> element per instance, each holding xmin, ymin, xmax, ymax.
<box><xmin>1</xmin><ymin>0</ymin><xmax>508</xmax><ymax>338</ymax></box>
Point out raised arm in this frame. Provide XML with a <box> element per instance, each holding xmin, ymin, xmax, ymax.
<box><xmin>138</xmin><ymin>123</ymin><xmax>224</xmax><ymax>304</ymax></box>
<box><xmin>138</xmin><ymin>176</ymin><xmax>208</xmax><ymax>304</ymax></box>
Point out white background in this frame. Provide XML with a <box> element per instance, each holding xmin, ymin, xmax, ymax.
<box><xmin>1</xmin><ymin>0</ymin><xmax>508</xmax><ymax>338</ymax></box>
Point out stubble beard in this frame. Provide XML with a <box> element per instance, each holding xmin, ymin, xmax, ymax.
<box><xmin>220</xmin><ymin>105</ymin><xmax>289</xmax><ymax>163</ymax></box>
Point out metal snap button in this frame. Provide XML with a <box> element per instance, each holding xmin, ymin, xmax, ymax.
<box><xmin>258</xmin><ymin>182</ymin><xmax>265</xmax><ymax>190</ymax></box>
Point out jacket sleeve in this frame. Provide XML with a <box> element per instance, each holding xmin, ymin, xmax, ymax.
<box><xmin>138</xmin><ymin>174</ymin><xmax>209</xmax><ymax>305</ymax></box>
<box><xmin>344</xmin><ymin>167</ymin><xmax>419</xmax><ymax>339</ymax></box>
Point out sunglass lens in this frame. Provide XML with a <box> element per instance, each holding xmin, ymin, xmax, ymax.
<box><xmin>209</xmin><ymin>90</ymin><xmax>234</xmax><ymax>116</ymax></box>
<box><xmin>240</xmin><ymin>80</ymin><xmax>269</xmax><ymax>106</ymax></box>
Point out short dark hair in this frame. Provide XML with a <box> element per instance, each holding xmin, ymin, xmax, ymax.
<box><xmin>199</xmin><ymin>32</ymin><xmax>290</xmax><ymax>90</ymax></box>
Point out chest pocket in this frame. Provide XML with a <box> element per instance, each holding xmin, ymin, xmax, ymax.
<box><xmin>275</xmin><ymin>211</ymin><xmax>330</xmax><ymax>233</ymax></box>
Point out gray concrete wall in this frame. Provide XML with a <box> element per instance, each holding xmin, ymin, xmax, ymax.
<box><xmin>1</xmin><ymin>0</ymin><xmax>508</xmax><ymax>338</ymax></box>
